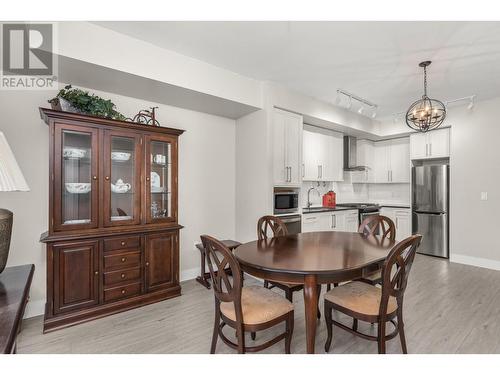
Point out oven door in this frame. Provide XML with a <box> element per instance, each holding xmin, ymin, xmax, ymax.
<box><xmin>280</xmin><ymin>214</ymin><xmax>301</xmax><ymax>235</ymax></box>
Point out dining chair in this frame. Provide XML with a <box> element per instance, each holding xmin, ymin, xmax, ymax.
<box><xmin>257</xmin><ymin>215</ymin><xmax>321</xmax><ymax>319</ymax></box>
<box><xmin>357</xmin><ymin>215</ymin><xmax>396</xmax><ymax>286</ymax></box>
<box><xmin>201</xmin><ymin>235</ymin><xmax>294</xmax><ymax>354</ymax></box>
<box><xmin>323</xmin><ymin>234</ymin><xmax>422</xmax><ymax>354</ymax></box>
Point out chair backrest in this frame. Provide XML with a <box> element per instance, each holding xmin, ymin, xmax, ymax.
<box><xmin>200</xmin><ymin>235</ymin><xmax>243</xmax><ymax>308</ymax></box>
<box><xmin>358</xmin><ymin>215</ymin><xmax>396</xmax><ymax>241</ymax></box>
<box><xmin>257</xmin><ymin>215</ymin><xmax>289</xmax><ymax>240</ymax></box>
<box><xmin>379</xmin><ymin>234</ymin><xmax>422</xmax><ymax>317</ymax></box>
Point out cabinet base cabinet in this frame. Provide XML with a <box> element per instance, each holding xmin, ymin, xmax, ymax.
<box><xmin>43</xmin><ymin>229</ymin><xmax>181</xmax><ymax>333</ymax></box>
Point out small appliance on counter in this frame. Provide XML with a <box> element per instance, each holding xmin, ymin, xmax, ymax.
<box><xmin>322</xmin><ymin>191</ymin><xmax>336</xmax><ymax>208</ymax></box>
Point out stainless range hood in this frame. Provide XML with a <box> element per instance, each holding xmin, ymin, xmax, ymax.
<box><xmin>343</xmin><ymin>136</ymin><xmax>368</xmax><ymax>171</ymax></box>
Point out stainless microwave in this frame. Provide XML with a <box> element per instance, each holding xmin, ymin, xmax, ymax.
<box><xmin>273</xmin><ymin>188</ymin><xmax>299</xmax><ymax>215</ymax></box>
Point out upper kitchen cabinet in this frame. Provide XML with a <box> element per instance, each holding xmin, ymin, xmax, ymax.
<box><xmin>302</xmin><ymin>125</ymin><xmax>343</xmax><ymax>182</ymax></box>
<box><xmin>410</xmin><ymin>127</ymin><xmax>450</xmax><ymax>160</ymax></box>
<box><xmin>351</xmin><ymin>139</ymin><xmax>375</xmax><ymax>183</ymax></box>
<box><xmin>272</xmin><ymin>108</ymin><xmax>303</xmax><ymax>186</ymax></box>
<box><xmin>374</xmin><ymin>137</ymin><xmax>410</xmax><ymax>183</ymax></box>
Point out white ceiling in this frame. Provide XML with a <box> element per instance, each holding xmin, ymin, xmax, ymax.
<box><xmin>95</xmin><ymin>21</ymin><xmax>500</xmax><ymax>116</ymax></box>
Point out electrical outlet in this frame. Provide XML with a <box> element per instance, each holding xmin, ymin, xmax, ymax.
<box><xmin>481</xmin><ymin>192</ymin><xmax>488</xmax><ymax>201</ymax></box>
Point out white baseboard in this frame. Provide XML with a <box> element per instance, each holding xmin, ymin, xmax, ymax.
<box><xmin>180</xmin><ymin>267</ymin><xmax>199</xmax><ymax>282</ymax></box>
<box><xmin>24</xmin><ymin>299</ymin><xmax>45</xmax><ymax>319</ymax></box>
<box><xmin>450</xmin><ymin>253</ymin><xmax>500</xmax><ymax>271</ymax></box>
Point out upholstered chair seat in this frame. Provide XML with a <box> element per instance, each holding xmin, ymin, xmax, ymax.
<box><xmin>220</xmin><ymin>285</ymin><xmax>294</xmax><ymax>325</ymax></box>
<box><xmin>324</xmin><ymin>281</ymin><xmax>397</xmax><ymax>317</ymax></box>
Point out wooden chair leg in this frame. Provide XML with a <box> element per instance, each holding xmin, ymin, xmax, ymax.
<box><xmin>326</xmin><ymin>284</ymin><xmax>331</xmax><ymax>291</ymax></box>
<box><xmin>251</xmin><ymin>332</ymin><xmax>256</xmax><ymax>340</ymax></box>
<box><xmin>324</xmin><ymin>303</ymin><xmax>333</xmax><ymax>352</ymax></box>
<box><xmin>264</xmin><ymin>280</ymin><xmax>269</xmax><ymax>288</ymax></box>
<box><xmin>352</xmin><ymin>318</ymin><xmax>358</xmax><ymax>331</ymax></box>
<box><xmin>236</xmin><ymin>324</ymin><xmax>245</xmax><ymax>354</ymax></box>
<box><xmin>316</xmin><ymin>284</ymin><xmax>321</xmax><ymax>319</ymax></box>
<box><xmin>377</xmin><ymin>321</ymin><xmax>386</xmax><ymax>354</ymax></box>
<box><xmin>285</xmin><ymin>312</ymin><xmax>294</xmax><ymax>354</ymax></box>
<box><xmin>333</xmin><ymin>283</ymin><xmax>339</xmax><ymax>287</ymax></box>
<box><xmin>285</xmin><ymin>288</ymin><xmax>293</xmax><ymax>302</ymax></box>
<box><xmin>398</xmin><ymin>309</ymin><xmax>408</xmax><ymax>354</ymax></box>
<box><xmin>211</xmin><ymin>306</ymin><xmax>220</xmax><ymax>354</ymax></box>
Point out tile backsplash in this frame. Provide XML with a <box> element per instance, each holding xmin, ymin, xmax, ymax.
<box><xmin>301</xmin><ymin>181</ymin><xmax>410</xmax><ymax>207</ymax></box>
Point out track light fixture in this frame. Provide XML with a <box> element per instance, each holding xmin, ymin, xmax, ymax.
<box><xmin>336</xmin><ymin>89</ymin><xmax>377</xmax><ymax>118</ymax></box>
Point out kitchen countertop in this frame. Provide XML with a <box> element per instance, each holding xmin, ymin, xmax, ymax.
<box><xmin>302</xmin><ymin>206</ymin><xmax>358</xmax><ymax>214</ymax></box>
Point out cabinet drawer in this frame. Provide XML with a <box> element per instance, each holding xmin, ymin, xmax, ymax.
<box><xmin>104</xmin><ymin>250</ymin><xmax>141</xmax><ymax>270</ymax></box>
<box><xmin>103</xmin><ymin>235</ymin><xmax>141</xmax><ymax>251</ymax></box>
<box><xmin>104</xmin><ymin>267</ymin><xmax>141</xmax><ymax>286</ymax></box>
<box><xmin>104</xmin><ymin>282</ymin><xmax>141</xmax><ymax>303</ymax></box>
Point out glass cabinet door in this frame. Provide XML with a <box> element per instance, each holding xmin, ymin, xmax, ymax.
<box><xmin>145</xmin><ymin>134</ymin><xmax>177</xmax><ymax>223</ymax></box>
<box><xmin>54</xmin><ymin>124</ymin><xmax>99</xmax><ymax>230</ymax></box>
<box><xmin>103</xmin><ymin>130</ymin><xmax>142</xmax><ymax>226</ymax></box>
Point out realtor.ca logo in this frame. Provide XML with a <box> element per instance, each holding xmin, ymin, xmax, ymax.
<box><xmin>1</xmin><ymin>23</ymin><xmax>57</xmax><ymax>90</ymax></box>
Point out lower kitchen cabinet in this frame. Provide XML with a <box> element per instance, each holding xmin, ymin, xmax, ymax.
<box><xmin>380</xmin><ymin>207</ymin><xmax>411</xmax><ymax>241</ymax></box>
<box><xmin>302</xmin><ymin>210</ymin><xmax>358</xmax><ymax>233</ymax></box>
<box><xmin>43</xmin><ymin>228</ymin><xmax>181</xmax><ymax>332</ymax></box>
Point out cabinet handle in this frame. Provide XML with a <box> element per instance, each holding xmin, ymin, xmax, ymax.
<box><xmin>121</xmin><ymin>257</ymin><xmax>126</xmax><ymax>262</ymax></box>
<box><xmin>429</xmin><ymin>143</ymin><xmax>432</xmax><ymax>156</ymax></box>
<box><xmin>302</xmin><ymin>164</ymin><xmax>305</xmax><ymax>178</ymax></box>
<box><xmin>320</xmin><ymin>165</ymin><xmax>323</xmax><ymax>179</ymax></box>
<box><xmin>425</xmin><ymin>144</ymin><xmax>428</xmax><ymax>157</ymax></box>
<box><xmin>334</xmin><ymin>215</ymin><xmax>337</xmax><ymax>228</ymax></box>
<box><xmin>92</xmin><ymin>176</ymin><xmax>97</xmax><ymax>180</ymax></box>
<box><xmin>390</xmin><ymin>170</ymin><xmax>393</xmax><ymax>182</ymax></box>
<box><xmin>289</xmin><ymin>166</ymin><xmax>292</xmax><ymax>182</ymax></box>
<box><xmin>387</xmin><ymin>170</ymin><xmax>390</xmax><ymax>182</ymax></box>
<box><xmin>121</xmin><ymin>241</ymin><xmax>126</xmax><ymax>246</ymax></box>
<box><xmin>396</xmin><ymin>217</ymin><xmax>399</xmax><ymax>229</ymax></box>
<box><xmin>121</xmin><ymin>273</ymin><xmax>126</xmax><ymax>279</ymax></box>
<box><xmin>146</xmin><ymin>262</ymin><xmax>150</xmax><ymax>267</ymax></box>
<box><xmin>318</xmin><ymin>165</ymin><xmax>321</xmax><ymax>179</ymax></box>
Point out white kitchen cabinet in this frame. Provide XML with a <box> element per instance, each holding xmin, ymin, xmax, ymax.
<box><xmin>302</xmin><ymin>125</ymin><xmax>343</xmax><ymax>182</ymax></box>
<box><xmin>410</xmin><ymin>127</ymin><xmax>450</xmax><ymax>160</ymax></box>
<box><xmin>373</xmin><ymin>138</ymin><xmax>410</xmax><ymax>183</ymax></box>
<box><xmin>380</xmin><ymin>207</ymin><xmax>411</xmax><ymax>241</ymax></box>
<box><xmin>273</xmin><ymin>109</ymin><xmax>303</xmax><ymax>186</ymax></box>
<box><xmin>301</xmin><ymin>209</ymin><xmax>358</xmax><ymax>233</ymax></box>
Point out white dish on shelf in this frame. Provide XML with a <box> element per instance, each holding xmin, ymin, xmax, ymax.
<box><xmin>111</xmin><ymin>215</ymin><xmax>132</xmax><ymax>221</ymax></box>
<box><xmin>63</xmin><ymin>147</ymin><xmax>87</xmax><ymax>159</ymax></box>
<box><xmin>64</xmin><ymin>219</ymin><xmax>91</xmax><ymax>224</ymax></box>
<box><xmin>111</xmin><ymin>151</ymin><xmax>131</xmax><ymax>161</ymax></box>
<box><xmin>65</xmin><ymin>182</ymin><xmax>91</xmax><ymax>194</ymax></box>
<box><xmin>111</xmin><ymin>179</ymin><xmax>132</xmax><ymax>193</ymax></box>
<box><xmin>150</xmin><ymin>172</ymin><xmax>160</xmax><ymax>188</ymax></box>
<box><xmin>151</xmin><ymin>186</ymin><xmax>166</xmax><ymax>193</ymax></box>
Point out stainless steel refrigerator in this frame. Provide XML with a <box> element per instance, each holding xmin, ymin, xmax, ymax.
<box><xmin>412</xmin><ymin>164</ymin><xmax>449</xmax><ymax>258</ymax></box>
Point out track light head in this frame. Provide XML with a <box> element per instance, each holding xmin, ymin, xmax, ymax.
<box><xmin>347</xmin><ymin>96</ymin><xmax>352</xmax><ymax>110</ymax></box>
<box><xmin>358</xmin><ymin>107</ymin><xmax>364</xmax><ymax>115</ymax></box>
<box><xmin>467</xmin><ymin>96</ymin><xmax>475</xmax><ymax>110</ymax></box>
<box><xmin>372</xmin><ymin>110</ymin><xmax>377</xmax><ymax>119</ymax></box>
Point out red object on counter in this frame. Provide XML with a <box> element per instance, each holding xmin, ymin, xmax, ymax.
<box><xmin>322</xmin><ymin>191</ymin><xmax>336</xmax><ymax>208</ymax></box>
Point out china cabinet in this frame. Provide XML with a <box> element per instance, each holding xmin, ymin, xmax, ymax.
<box><xmin>40</xmin><ymin>108</ymin><xmax>183</xmax><ymax>332</ymax></box>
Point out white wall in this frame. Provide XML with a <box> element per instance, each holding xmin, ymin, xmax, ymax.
<box><xmin>0</xmin><ymin>86</ymin><xmax>236</xmax><ymax>317</ymax></box>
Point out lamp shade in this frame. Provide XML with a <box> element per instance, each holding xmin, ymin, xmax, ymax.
<box><xmin>0</xmin><ymin>131</ymin><xmax>29</xmax><ymax>192</ymax></box>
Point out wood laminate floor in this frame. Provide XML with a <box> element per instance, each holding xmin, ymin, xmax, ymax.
<box><xmin>17</xmin><ymin>254</ymin><xmax>500</xmax><ymax>354</ymax></box>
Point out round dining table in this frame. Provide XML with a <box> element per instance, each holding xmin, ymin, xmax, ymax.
<box><xmin>233</xmin><ymin>231</ymin><xmax>395</xmax><ymax>354</ymax></box>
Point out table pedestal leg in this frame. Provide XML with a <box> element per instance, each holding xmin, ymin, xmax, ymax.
<box><xmin>303</xmin><ymin>274</ymin><xmax>318</xmax><ymax>354</ymax></box>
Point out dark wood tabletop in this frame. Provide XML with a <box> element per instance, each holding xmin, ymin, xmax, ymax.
<box><xmin>234</xmin><ymin>231</ymin><xmax>395</xmax><ymax>354</ymax></box>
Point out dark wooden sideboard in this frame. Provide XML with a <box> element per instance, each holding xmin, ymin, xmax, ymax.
<box><xmin>39</xmin><ymin>108</ymin><xmax>184</xmax><ymax>332</ymax></box>
<box><xmin>0</xmin><ymin>265</ymin><xmax>34</xmax><ymax>353</ymax></box>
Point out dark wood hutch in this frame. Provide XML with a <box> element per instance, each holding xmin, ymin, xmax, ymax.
<box><xmin>39</xmin><ymin>108</ymin><xmax>184</xmax><ymax>332</ymax></box>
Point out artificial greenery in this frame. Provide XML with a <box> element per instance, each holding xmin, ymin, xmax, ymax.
<box><xmin>49</xmin><ymin>85</ymin><xmax>127</xmax><ymax>121</ymax></box>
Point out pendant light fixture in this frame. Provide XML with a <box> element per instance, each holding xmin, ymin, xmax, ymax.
<box><xmin>406</xmin><ymin>61</ymin><xmax>446</xmax><ymax>132</ymax></box>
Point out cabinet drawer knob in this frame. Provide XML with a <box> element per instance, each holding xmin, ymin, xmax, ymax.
<box><xmin>94</xmin><ymin>271</ymin><xmax>98</xmax><ymax>275</ymax></box>
<box><xmin>146</xmin><ymin>177</ymin><xmax>150</xmax><ymax>182</ymax></box>
<box><xmin>121</xmin><ymin>273</ymin><xmax>126</xmax><ymax>279</ymax></box>
<box><xmin>92</xmin><ymin>175</ymin><xmax>97</xmax><ymax>180</ymax></box>
<box><xmin>121</xmin><ymin>289</ymin><xmax>126</xmax><ymax>294</ymax></box>
<box><xmin>121</xmin><ymin>241</ymin><xmax>126</xmax><ymax>246</ymax></box>
<box><xmin>121</xmin><ymin>257</ymin><xmax>126</xmax><ymax>262</ymax></box>
<box><xmin>105</xmin><ymin>176</ymin><xmax>110</xmax><ymax>181</ymax></box>
<box><xmin>145</xmin><ymin>262</ymin><xmax>150</xmax><ymax>267</ymax></box>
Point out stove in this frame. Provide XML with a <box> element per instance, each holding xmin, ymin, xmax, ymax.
<box><xmin>335</xmin><ymin>203</ymin><xmax>380</xmax><ymax>225</ymax></box>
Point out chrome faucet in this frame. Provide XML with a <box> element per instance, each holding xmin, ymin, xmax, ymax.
<box><xmin>307</xmin><ymin>187</ymin><xmax>320</xmax><ymax>208</ymax></box>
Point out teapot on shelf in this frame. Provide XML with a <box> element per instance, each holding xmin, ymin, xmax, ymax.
<box><xmin>111</xmin><ymin>178</ymin><xmax>132</xmax><ymax>193</ymax></box>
